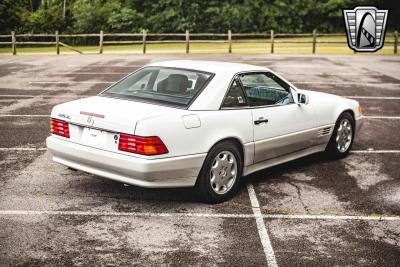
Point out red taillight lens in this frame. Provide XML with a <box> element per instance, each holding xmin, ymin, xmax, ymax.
<box><xmin>118</xmin><ymin>134</ymin><xmax>168</xmax><ymax>155</ymax></box>
<box><xmin>50</xmin><ymin>118</ymin><xmax>70</xmax><ymax>138</ymax></box>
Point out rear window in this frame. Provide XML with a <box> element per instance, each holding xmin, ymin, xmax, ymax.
<box><xmin>100</xmin><ymin>67</ymin><xmax>213</xmax><ymax>107</ymax></box>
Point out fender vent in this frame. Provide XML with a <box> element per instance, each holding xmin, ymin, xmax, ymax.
<box><xmin>318</xmin><ymin>127</ymin><xmax>332</xmax><ymax>136</ymax></box>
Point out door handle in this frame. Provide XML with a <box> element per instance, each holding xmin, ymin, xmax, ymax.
<box><xmin>254</xmin><ymin>117</ymin><xmax>268</xmax><ymax>125</ymax></box>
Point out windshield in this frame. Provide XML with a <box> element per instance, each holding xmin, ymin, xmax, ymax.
<box><xmin>100</xmin><ymin>67</ymin><xmax>213</xmax><ymax>107</ymax></box>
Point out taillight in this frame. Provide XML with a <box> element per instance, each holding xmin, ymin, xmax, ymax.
<box><xmin>118</xmin><ymin>134</ymin><xmax>168</xmax><ymax>155</ymax></box>
<box><xmin>50</xmin><ymin>118</ymin><xmax>70</xmax><ymax>138</ymax></box>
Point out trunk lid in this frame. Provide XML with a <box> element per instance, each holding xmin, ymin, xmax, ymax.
<box><xmin>51</xmin><ymin>96</ymin><xmax>180</xmax><ymax>154</ymax></box>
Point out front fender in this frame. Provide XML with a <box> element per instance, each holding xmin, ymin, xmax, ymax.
<box><xmin>301</xmin><ymin>90</ymin><xmax>360</xmax><ymax>126</ymax></box>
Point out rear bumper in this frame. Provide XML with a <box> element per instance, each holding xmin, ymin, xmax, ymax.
<box><xmin>46</xmin><ymin>136</ymin><xmax>206</xmax><ymax>188</ymax></box>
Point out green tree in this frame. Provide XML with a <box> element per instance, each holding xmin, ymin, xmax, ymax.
<box><xmin>1</xmin><ymin>0</ymin><xmax>399</xmax><ymax>34</ymax></box>
<box><xmin>70</xmin><ymin>0</ymin><xmax>120</xmax><ymax>32</ymax></box>
<box><xmin>0</xmin><ymin>0</ymin><xmax>27</xmax><ymax>33</ymax></box>
<box><xmin>23</xmin><ymin>2</ymin><xmax>65</xmax><ymax>33</ymax></box>
<box><xmin>107</xmin><ymin>7</ymin><xmax>143</xmax><ymax>32</ymax></box>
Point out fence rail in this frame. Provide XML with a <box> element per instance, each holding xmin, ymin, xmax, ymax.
<box><xmin>0</xmin><ymin>29</ymin><xmax>398</xmax><ymax>55</ymax></box>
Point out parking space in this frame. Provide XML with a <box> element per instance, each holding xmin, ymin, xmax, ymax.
<box><xmin>0</xmin><ymin>117</ymin><xmax>48</xmax><ymax>148</ymax></box>
<box><xmin>267</xmin><ymin>219</ymin><xmax>400</xmax><ymax>266</ymax></box>
<box><xmin>0</xmin><ymin>54</ymin><xmax>399</xmax><ymax>265</ymax></box>
<box><xmin>356</xmin><ymin>98</ymin><xmax>400</xmax><ymax>117</ymax></box>
<box><xmin>1</xmin><ymin>215</ymin><xmax>265</xmax><ymax>266</ymax></box>
<box><xmin>0</xmin><ymin>151</ymin><xmax>252</xmax><ymax>214</ymax></box>
<box><xmin>252</xmin><ymin>153</ymin><xmax>400</xmax><ymax>215</ymax></box>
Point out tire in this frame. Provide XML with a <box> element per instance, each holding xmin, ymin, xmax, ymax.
<box><xmin>196</xmin><ymin>141</ymin><xmax>243</xmax><ymax>203</ymax></box>
<box><xmin>325</xmin><ymin>112</ymin><xmax>355</xmax><ymax>159</ymax></box>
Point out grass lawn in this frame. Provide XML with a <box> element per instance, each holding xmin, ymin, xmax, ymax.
<box><xmin>0</xmin><ymin>36</ymin><xmax>397</xmax><ymax>55</ymax></box>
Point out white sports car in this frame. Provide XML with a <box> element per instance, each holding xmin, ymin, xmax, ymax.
<box><xmin>47</xmin><ymin>60</ymin><xmax>363</xmax><ymax>203</ymax></box>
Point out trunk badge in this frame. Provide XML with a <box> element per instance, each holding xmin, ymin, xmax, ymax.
<box><xmin>87</xmin><ymin>116</ymin><xmax>94</xmax><ymax>125</ymax></box>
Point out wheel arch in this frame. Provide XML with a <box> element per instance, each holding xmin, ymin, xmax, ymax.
<box><xmin>343</xmin><ymin>109</ymin><xmax>355</xmax><ymax>119</ymax></box>
<box><xmin>333</xmin><ymin>101</ymin><xmax>356</xmax><ymax>124</ymax></box>
<box><xmin>194</xmin><ymin>136</ymin><xmax>245</xmax><ymax>187</ymax></box>
<box><xmin>207</xmin><ymin>137</ymin><xmax>245</xmax><ymax>164</ymax></box>
<box><xmin>339</xmin><ymin>109</ymin><xmax>356</xmax><ymax>136</ymax></box>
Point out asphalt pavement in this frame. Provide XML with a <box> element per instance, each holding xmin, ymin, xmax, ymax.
<box><xmin>0</xmin><ymin>54</ymin><xmax>399</xmax><ymax>266</ymax></box>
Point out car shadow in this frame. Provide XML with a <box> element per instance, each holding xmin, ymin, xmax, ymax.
<box><xmin>86</xmin><ymin>176</ymin><xmax>200</xmax><ymax>203</ymax></box>
<box><xmin>82</xmin><ymin>152</ymin><xmax>330</xmax><ymax>205</ymax></box>
<box><xmin>245</xmin><ymin>152</ymin><xmax>329</xmax><ymax>184</ymax></box>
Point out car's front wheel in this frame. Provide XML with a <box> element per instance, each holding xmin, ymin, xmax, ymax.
<box><xmin>325</xmin><ymin>111</ymin><xmax>355</xmax><ymax>159</ymax></box>
<box><xmin>196</xmin><ymin>141</ymin><xmax>242</xmax><ymax>203</ymax></box>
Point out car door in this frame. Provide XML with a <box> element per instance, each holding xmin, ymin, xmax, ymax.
<box><xmin>237</xmin><ymin>72</ymin><xmax>317</xmax><ymax>163</ymax></box>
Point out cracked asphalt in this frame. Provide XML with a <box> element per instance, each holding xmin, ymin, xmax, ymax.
<box><xmin>0</xmin><ymin>54</ymin><xmax>399</xmax><ymax>266</ymax></box>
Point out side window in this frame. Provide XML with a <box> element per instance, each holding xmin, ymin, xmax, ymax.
<box><xmin>222</xmin><ymin>80</ymin><xmax>248</xmax><ymax>108</ymax></box>
<box><xmin>239</xmin><ymin>73</ymin><xmax>294</xmax><ymax>106</ymax></box>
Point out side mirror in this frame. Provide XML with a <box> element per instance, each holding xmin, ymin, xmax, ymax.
<box><xmin>298</xmin><ymin>93</ymin><xmax>309</xmax><ymax>105</ymax></box>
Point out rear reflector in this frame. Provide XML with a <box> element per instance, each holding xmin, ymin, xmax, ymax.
<box><xmin>50</xmin><ymin>118</ymin><xmax>70</xmax><ymax>138</ymax></box>
<box><xmin>118</xmin><ymin>134</ymin><xmax>168</xmax><ymax>155</ymax></box>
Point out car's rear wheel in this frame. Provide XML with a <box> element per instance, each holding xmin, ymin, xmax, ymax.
<box><xmin>325</xmin><ymin>112</ymin><xmax>355</xmax><ymax>159</ymax></box>
<box><xmin>196</xmin><ymin>141</ymin><xmax>242</xmax><ymax>203</ymax></box>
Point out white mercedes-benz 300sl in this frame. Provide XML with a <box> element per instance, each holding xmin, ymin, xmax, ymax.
<box><xmin>47</xmin><ymin>60</ymin><xmax>363</xmax><ymax>203</ymax></box>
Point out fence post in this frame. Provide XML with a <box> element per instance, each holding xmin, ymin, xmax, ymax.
<box><xmin>142</xmin><ymin>30</ymin><xmax>147</xmax><ymax>54</ymax></box>
<box><xmin>11</xmin><ymin>31</ymin><xmax>16</xmax><ymax>55</ymax></box>
<box><xmin>55</xmin><ymin>30</ymin><xmax>60</xmax><ymax>55</ymax></box>
<box><xmin>185</xmin><ymin>30</ymin><xmax>190</xmax><ymax>54</ymax></box>
<box><xmin>312</xmin><ymin>29</ymin><xmax>317</xmax><ymax>54</ymax></box>
<box><xmin>228</xmin><ymin>30</ymin><xmax>232</xmax><ymax>53</ymax></box>
<box><xmin>270</xmin><ymin>30</ymin><xmax>274</xmax><ymax>54</ymax></box>
<box><xmin>394</xmin><ymin>30</ymin><xmax>398</xmax><ymax>54</ymax></box>
<box><xmin>99</xmin><ymin>30</ymin><xmax>104</xmax><ymax>54</ymax></box>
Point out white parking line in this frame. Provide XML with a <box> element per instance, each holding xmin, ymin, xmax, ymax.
<box><xmin>67</xmin><ymin>64</ymin><xmax>143</xmax><ymax>68</ymax></box>
<box><xmin>0</xmin><ymin>114</ymin><xmax>49</xmax><ymax>117</ymax></box>
<box><xmin>0</xmin><ymin>148</ymin><xmax>47</xmax><ymax>151</ymax></box>
<box><xmin>0</xmin><ymin>210</ymin><xmax>399</xmax><ymax>221</ymax></box>
<box><xmin>278</xmin><ymin>72</ymin><xmax>386</xmax><ymax>76</ymax></box>
<box><xmin>351</xmin><ymin>150</ymin><xmax>400</xmax><ymax>154</ymax></box>
<box><xmin>0</xmin><ymin>95</ymin><xmax>91</xmax><ymax>98</ymax></box>
<box><xmin>29</xmin><ymin>81</ymin><xmax>112</xmax><ymax>84</ymax></box>
<box><xmin>364</xmin><ymin>116</ymin><xmax>400</xmax><ymax>119</ymax></box>
<box><xmin>0</xmin><ymin>210</ymin><xmax>254</xmax><ymax>218</ymax></box>
<box><xmin>12</xmin><ymin>72</ymin><xmax>129</xmax><ymax>75</ymax></box>
<box><xmin>294</xmin><ymin>81</ymin><xmax>400</xmax><ymax>85</ymax></box>
<box><xmin>264</xmin><ymin>214</ymin><xmax>400</xmax><ymax>221</ymax></box>
<box><xmin>247</xmin><ymin>183</ymin><xmax>278</xmax><ymax>267</ymax></box>
<box><xmin>344</xmin><ymin>96</ymin><xmax>400</xmax><ymax>100</ymax></box>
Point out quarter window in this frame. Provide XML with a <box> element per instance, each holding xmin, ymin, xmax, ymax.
<box><xmin>222</xmin><ymin>80</ymin><xmax>248</xmax><ymax>108</ymax></box>
<box><xmin>239</xmin><ymin>73</ymin><xmax>294</xmax><ymax>106</ymax></box>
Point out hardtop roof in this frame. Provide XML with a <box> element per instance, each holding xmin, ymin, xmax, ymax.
<box><xmin>146</xmin><ymin>60</ymin><xmax>270</xmax><ymax>75</ymax></box>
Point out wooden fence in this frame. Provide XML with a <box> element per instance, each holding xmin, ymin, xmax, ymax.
<box><xmin>0</xmin><ymin>30</ymin><xmax>398</xmax><ymax>55</ymax></box>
